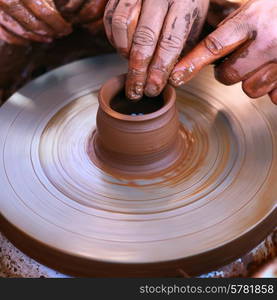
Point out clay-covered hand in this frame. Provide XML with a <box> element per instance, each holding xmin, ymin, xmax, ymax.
<box><xmin>206</xmin><ymin>0</ymin><xmax>242</xmax><ymax>28</ymax></box>
<box><xmin>0</xmin><ymin>0</ymin><xmax>72</xmax><ymax>45</ymax></box>
<box><xmin>61</xmin><ymin>0</ymin><xmax>108</xmax><ymax>34</ymax></box>
<box><xmin>104</xmin><ymin>0</ymin><xmax>209</xmax><ymax>100</ymax></box>
<box><xmin>170</xmin><ymin>0</ymin><xmax>277</xmax><ymax>104</ymax></box>
<box><xmin>74</xmin><ymin>0</ymin><xmax>108</xmax><ymax>23</ymax></box>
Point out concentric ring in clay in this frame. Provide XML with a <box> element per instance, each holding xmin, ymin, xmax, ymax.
<box><xmin>0</xmin><ymin>54</ymin><xmax>276</xmax><ymax>276</ymax></box>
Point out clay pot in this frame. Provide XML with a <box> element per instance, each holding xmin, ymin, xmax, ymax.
<box><xmin>89</xmin><ymin>74</ymin><xmax>186</xmax><ymax>176</ymax></box>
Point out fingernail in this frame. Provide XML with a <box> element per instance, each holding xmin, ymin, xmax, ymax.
<box><xmin>127</xmin><ymin>84</ymin><xmax>143</xmax><ymax>101</ymax></box>
<box><xmin>134</xmin><ymin>82</ymin><xmax>143</xmax><ymax>95</ymax></box>
<box><xmin>145</xmin><ymin>84</ymin><xmax>159</xmax><ymax>97</ymax></box>
<box><xmin>170</xmin><ymin>71</ymin><xmax>185</xmax><ymax>86</ymax></box>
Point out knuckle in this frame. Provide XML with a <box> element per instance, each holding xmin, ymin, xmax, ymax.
<box><xmin>133</xmin><ymin>26</ymin><xmax>155</xmax><ymax>46</ymax></box>
<box><xmin>128</xmin><ymin>68</ymin><xmax>145</xmax><ymax>78</ymax></box>
<box><xmin>159</xmin><ymin>33</ymin><xmax>183</xmax><ymax>52</ymax></box>
<box><xmin>149</xmin><ymin>65</ymin><xmax>168</xmax><ymax>81</ymax></box>
<box><xmin>223</xmin><ymin>15</ymin><xmax>251</xmax><ymax>37</ymax></box>
<box><xmin>204</xmin><ymin>35</ymin><xmax>223</xmax><ymax>55</ymax></box>
<box><xmin>112</xmin><ymin>15</ymin><xmax>128</xmax><ymax>30</ymax></box>
<box><xmin>231</xmin><ymin>19</ymin><xmax>250</xmax><ymax>35</ymax></box>
<box><xmin>228</xmin><ymin>18</ymin><xmax>241</xmax><ymax>32</ymax></box>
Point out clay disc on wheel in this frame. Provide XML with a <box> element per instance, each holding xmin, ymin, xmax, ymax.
<box><xmin>0</xmin><ymin>54</ymin><xmax>276</xmax><ymax>277</ymax></box>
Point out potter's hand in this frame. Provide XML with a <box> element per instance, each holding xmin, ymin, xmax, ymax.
<box><xmin>69</xmin><ymin>0</ymin><xmax>108</xmax><ymax>34</ymax></box>
<box><xmin>73</xmin><ymin>0</ymin><xmax>108</xmax><ymax>23</ymax></box>
<box><xmin>170</xmin><ymin>0</ymin><xmax>277</xmax><ymax>104</ymax></box>
<box><xmin>0</xmin><ymin>0</ymin><xmax>72</xmax><ymax>45</ymax></box>
<box><xmin>104</xmin><ymin>0</ymin><xmax>209</xmax><ymax>100</ymax></box>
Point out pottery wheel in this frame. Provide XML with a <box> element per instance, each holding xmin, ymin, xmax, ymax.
<box><xmin>0</xmin><ymin>54</ymin><xmax>276</xmax><ymax>277</ymax></box>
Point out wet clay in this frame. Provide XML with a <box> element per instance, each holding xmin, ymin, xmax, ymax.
<box><xmin>88</xmin><ymin>74</ymin><xmax>188</xmax><ymax>177</ymax></box>
<box><xmin>0</xmin><ymin>56</ymin><xmax>276</xmax><ymax>277</ymax></box>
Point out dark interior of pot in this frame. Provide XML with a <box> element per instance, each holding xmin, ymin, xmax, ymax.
<box><xmin>110</xmin><ymin>89</ymin><xmax>164</xmax><ymax>115</ymax></box>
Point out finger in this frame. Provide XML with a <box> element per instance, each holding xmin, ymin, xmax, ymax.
<box><xmin>104</xmin><ymin>0</ymin><xmax>120</xmax><ymax>46</ymax></box>
<box><xmin>216</xmin><ymin>0</ymin><xmax>252</xmax><ymax>27</ymax></box>
<box><xmin>77</xmin><ymin>0</ymin><xmax>108</xmax><ymax>23</ymax></box>
<box><xmin>0</xmin><ymin>0</ymin><xmax>54</xmax><ymax>40</ymax></box>
<box><xmin>214</xmin><ymin>40</ymin><xmax>254</xmax><ymax>85</ymax></box>
<box><xmin>22</xmin><ymin>0</ymin><xmax>72</xmax><ymax>37</ymax></box>
<box><xmin>111</xmin><ymin>0</ymin><xmax>142</xmax><ymax>57</ymax></box>
<box><xmin>269</xmin><ymin>89</ymin><xmax>277</xmax><ymax>105</ymax></box>
<box><xmin>0</xmin><ymin>24</ymin><xmax>28</xmax><ymax>45</ymax></box>
<box><xmin>126</xmin><ymin>0</ymin><xmax>169</xmax><ymax>100</ymax></box>
<box><xmin>214</xmin><ymin>36</ymin><xmax>276</xmax><ymax>85</ymax></box>
<box><xmin>145</xmin><ymin>1</ymin><xmax>197</xmax><ymax>97</ymax></box>
<box><xmin>242</xmin><ymin>63</ymin><xmax>277</xmax><ymax>98</ymax></box>
<box><xmin>0</xmin><ymin>9</ymin><xmax>51</xmax><ymax>43</ymax></box>
<box><xmin>170</xmin><ymin>17</ymin><xmax>251</xmax><ymax>86</ymax></box>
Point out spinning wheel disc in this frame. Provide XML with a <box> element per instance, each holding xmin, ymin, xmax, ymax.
<box><xmin>0</xmin><ymin>55</ymin><xmax>276</xmax><ymax>277</ymax></box>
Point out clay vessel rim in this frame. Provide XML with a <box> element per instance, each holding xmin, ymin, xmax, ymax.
<box><xmin>98</xmin><ymin>74</ymin><xmax>176</xmax><ymax>122</ymax></box>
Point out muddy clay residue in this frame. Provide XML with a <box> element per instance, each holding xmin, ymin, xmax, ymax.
<box><xmin>88</xmin><ymin>74</ymin><xmax>190</xmax><ymax>178</ymax></box>
<box><xmin>4</xmin><ymin>59</ymin><xmax>273</xmax><ymax>277</ymax></box>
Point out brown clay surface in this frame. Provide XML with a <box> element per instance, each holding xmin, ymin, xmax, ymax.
<box><xmin>89</xmin><ymin>74</ymin><xmax>188</xmax><ymax>177</ymax></box>
<box><xmin>0</xmin><ymin>55</ymin><xmax>276</xmax><ymax>277</ymax></box>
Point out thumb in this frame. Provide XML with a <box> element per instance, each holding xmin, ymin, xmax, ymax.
<box><xmin>170</xmin><ymin>18</ymin><xmax>251</xmax><ymax>86</ymax></box>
